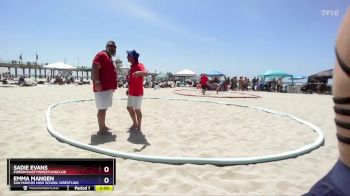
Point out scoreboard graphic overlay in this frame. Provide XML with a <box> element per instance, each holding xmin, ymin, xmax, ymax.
<box><xmin>7</xmin><ymin>158</ymin><xmax>115</xmax><ymax>191</ymax></box>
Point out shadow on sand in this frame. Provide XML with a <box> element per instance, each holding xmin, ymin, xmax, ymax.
<box><xmin>127</xmin><ymin>129</ymin><xmax>151</xmax><ymax>152</ymax></box>
<box><xmin>90</xmin><ymin>132</ymin><xmax>117</xmax><ymax>146</ymax></box>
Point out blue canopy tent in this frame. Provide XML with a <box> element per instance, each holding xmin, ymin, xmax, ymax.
<box><xmin>260</xmin><ymin>69</ymin><xmax>294</xmax><ymax>84</ymax></box>
<box><xmin>205</xmin><ymin>70</ymin><xmax>225</xmax><ymax>77</ymax></box>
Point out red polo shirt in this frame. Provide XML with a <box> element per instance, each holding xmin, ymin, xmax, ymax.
<box><xmin>200</xmin><ymin>75</ymin><xmax>208</xmax><ymax>85</ymax></box>
<box><xmin>128</xmin><ymin>63</ymin><xmax>146</xmax><ymax>96</ymax></box>
<box><xmin>92</xmin><ymin>51</ymin><xmax>117</xmax><ymax>92</ymax></box>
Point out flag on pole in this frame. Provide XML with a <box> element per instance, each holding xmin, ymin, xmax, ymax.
<box><xmin>19</xmin><ymin>52</ymin><xmax>22</xmax><ymax>61</ymax></box>
<box><xmin>36</xmin><ymin>52</ymin><xmax>38</xmax><ymax>61</ymax></box>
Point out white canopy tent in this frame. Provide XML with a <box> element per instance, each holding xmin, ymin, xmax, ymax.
<box><xmin>174</xmin><ymin>69</ymin><xmax>197</xmax><ymax>86</ymax></box>
<box><xmin>119</xmin><ymin>65</ymin><xmax>130</xmax><ymax>76</ymax></box>
<box><xmin>175</xmin><ymin>69</ymin><xmax>196</xmax><ymax>77</ymax></box>
<box><xmin>0</xmin><ymin>67</ymin><xmax>10</xmax><ymax>80</ymax></box>
<box><xmin>43</xmin><ymin>62</ymin><xmax>77</xmax><ymax>70</ymax></box>
<box><xmin>0</xmin><ymin>67</ymin><xmax>10</xmax><ymax>74</ymax></box>
<box><xmin>43</xmin><ymin>62</ymin><xmax>78</xmax><ymax>78</ymax></box>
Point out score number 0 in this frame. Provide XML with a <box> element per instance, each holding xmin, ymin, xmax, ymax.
<box><xmin>103</xmin><ymin>166</ymin><xmax>110</xmax><ymax>184</ymax></box>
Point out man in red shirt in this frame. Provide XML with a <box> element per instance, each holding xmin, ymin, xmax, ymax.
<box><xmin>200</xmin><ymin>74</ymin><xmax>209</xmax><ymax>95</ymax></box>
<box><xmin>126</xmin><ymin>50</ymin><xmax>147</xmax><ymax>131</ymax></box>
<box><xmin>92</xmin><ymin>41</ymin><xmax>117</xmax><ymax>135</ymax></box>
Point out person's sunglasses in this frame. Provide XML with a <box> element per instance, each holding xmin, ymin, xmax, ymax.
<box><xmin>108</xmin><ymin>45</ymin><xmax>116</xmax><ymax>48</ymax></box>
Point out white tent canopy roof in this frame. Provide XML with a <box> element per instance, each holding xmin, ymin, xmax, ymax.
<box><xmin>120</xmin><ymin>65</ymin><xmax>130</xmax><ymax>69</ymax></box>
<box><xmin>175</xmin><ymin>69</ymin><xmax>196</xmax><ymax>77</ymax></box>
<box><xmin>0</xmin><ymin>67</ymin><xmax>10</xmax><ymax>74</ymax></box>
<box><xmin>43</xmin><ymin>62</ymin><xmax>77</xmax><ymax>70</ymax></box>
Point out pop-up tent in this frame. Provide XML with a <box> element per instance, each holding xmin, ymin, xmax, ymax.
<box><xmin>303</xmin><ymin>69</ymin><xmax>333</xmax><ymax>93</ymax></box>
<box><xmin>308</xmin><ymin>69</ymin><xmax>333</xmax><ymax>80</ymax></box>
<box><xmin>205</xmin><ymin>70</ymin><xmax>225</xmax><ymax>77</ymax></box>
<box><xmin>0</xmin><ymin>67</ymin><xmax>9</xmax><ymax>74</ymax></box>
<box><xmin>0</xmin><ymin>67</ymin><xmax>10</xmax><ymax>79</ymax></box>
<box><xmin>261</xmin><ymin>70</ymin><xmax>292</xmax><ymax>78</ymax></box>
<box><xmin>175</xmin><ymin>69</ymin><xmax>196</xmax><ymax>77</ymax></box>
<box><xmin>307</xmin><ymin>69</ymin><xmax>333</xmax><ymax>85</ymax></box>
<box><xmin>119</xmin><ymin>65</ymin><xmax>130</xmax><ymax>76</ymax></box>
<box><xmin>260</xmin><ymin>69</ymin><xmax>294</xmax><ymax>83</ymax></box>
<box><xmin>175</xmin><ymin>69</ymin><xmax>197</xmax><ymax>84</ymax></box>
<box><xmin>43</xmin><ymin>62</ymin><xmax>77</xmax><ymax>70</ymax></box>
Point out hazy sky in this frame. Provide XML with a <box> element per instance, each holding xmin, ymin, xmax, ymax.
<box><xmin>0</xmin><ymin>0</ymin><xmax>348</xmax><ymax>77</ymax></box>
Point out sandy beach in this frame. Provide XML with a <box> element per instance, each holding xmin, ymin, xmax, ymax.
<box><xmin>0</xmin><ymin>84</ymin><xmax>337</xmax><ymax>195</ymax></box>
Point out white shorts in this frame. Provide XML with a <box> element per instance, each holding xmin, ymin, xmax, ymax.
<box><xmin>94</xmin><ymin>90</ymin><xmax>113</xmax><ymax>110</ymax></box>
<box><xmin>127</xmin><ymin>96</ymin><xmax>143</xmax><ymax>109</ymax></box>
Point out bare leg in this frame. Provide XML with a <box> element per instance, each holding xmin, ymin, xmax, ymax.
<box><xmin>97</xmin><ymin>109</ymin><xmax>111</xmax><ymax>134</ymax></box>
<box><xmin>97</xmin><ymin>109</ymin><xmax>107</xmax><ymax>131</ymax></box>
<box><xmin>127</xmin><ymin>107</ymin><xmax>138</xmax><ymax>129</ymax></box>
<box><xmin>135</xmin><ymin>109</ymin><xmax>142</xmax><ymax>130</ymax></box>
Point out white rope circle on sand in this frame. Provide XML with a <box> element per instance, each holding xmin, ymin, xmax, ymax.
<box><xmin>173</xmin><ymin>89</ymin><xmax>261</xmax><ymax>99</ymax></box>
<box><xmin>46</xmin><ymin>97</ymin><xmax>324</xmax><ymax>165</ymax></box>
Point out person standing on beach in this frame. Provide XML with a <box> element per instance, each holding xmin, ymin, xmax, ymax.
<box><xmin>305</xmin><ymin>8</ymin><xmax>350</xmax><ymax>196</ymax></box>
<box><xmin>200</xmin><ymin>74</ymin><xmax>209</xmax><ymax>95</ymax></box>
<box><xmin>252</xmin><ymin>77</ymin><xmax>257</xmax><ymax>91</ymax></box>
<box><xmin>92</xmin><ymin>41</ymin><xmax>117</xmax><ymax>135</ymax></box>
<box><xmin>231</xmin><ymin>76</ymin><xmax>238</xmax><ymax>91</ymax></box>
<box><xmin>126</xmin><ymin>50</ymin><xmax>148</xmax><ymax>131</ymax></box>
<box><xmin>238</xmin><ymin>77</ymin><xmax>243</xmax><ymax>91</ymax></box>
<box><xmin>277</xmin><ymin>78</ymin><xmax>282</xmax><ymax>92</ymax></box>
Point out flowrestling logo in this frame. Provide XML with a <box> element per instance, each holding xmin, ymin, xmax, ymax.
<box><xmin>321</xmin><ymin>9</ymin><xmax>340</xmax><ymax>17</ymax></box>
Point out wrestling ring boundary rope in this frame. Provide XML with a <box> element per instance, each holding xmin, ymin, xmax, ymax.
<box><xmin>46</xmin><ymin>97</ymin><xmax>324</xmax><ymax>165</ymax></box>
<box><xmin>173</xmin><ymin>89</ymin><xmax>261</xmax><ymax>99</ymax></box>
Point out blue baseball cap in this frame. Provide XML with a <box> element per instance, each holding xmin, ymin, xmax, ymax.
<box><xmin>126</xmin><ymin>50</ymin><xmax>139</xmax><ymax>59</ymax></box>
